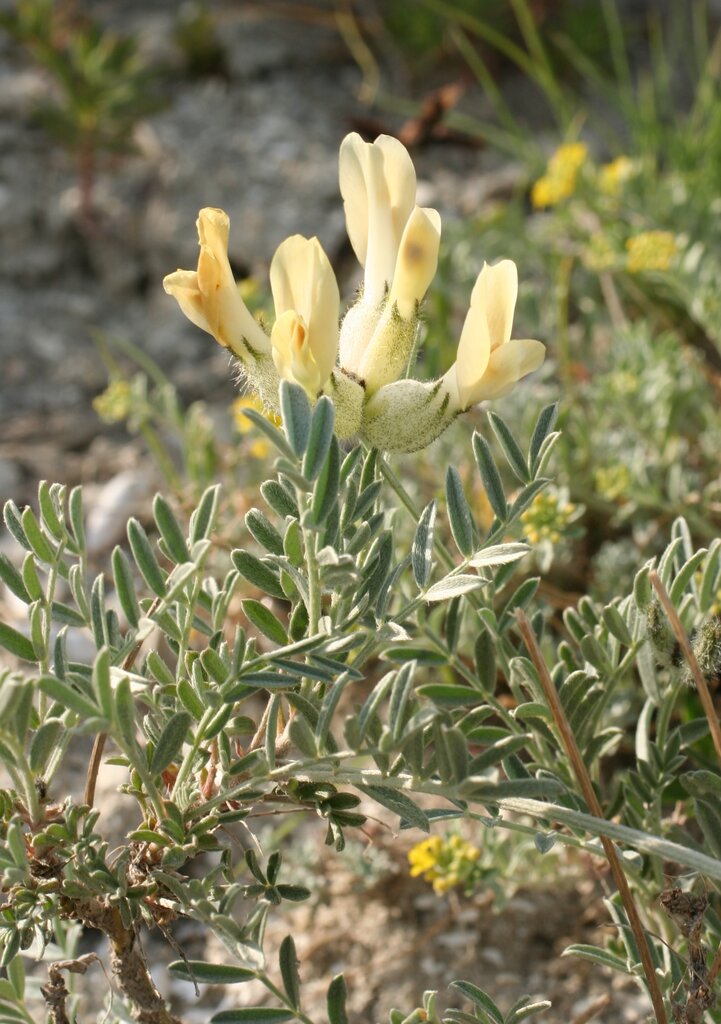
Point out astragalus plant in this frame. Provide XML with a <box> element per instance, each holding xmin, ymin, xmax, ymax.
<box><xmin>0</xmin><ymin>133</ymin><xmax>720</xmax><ymax>1024</ymax></box>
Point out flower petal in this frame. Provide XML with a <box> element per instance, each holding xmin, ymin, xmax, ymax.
<box><xmin>339</xmin><ymin>133</ymin><xmax>416</xmax><ymax>305</ymax></box>
<box><xmin>454</xmin><ymin>280</ymin><xmax>493</xmax><ymax>411</ymax></box>
<box><xmin>472</xmin><ymin>338</ymin><xmax>546</xmax><ymax>402</ymax></box>
<box><xmin>389</xmin><ymin>206</ymin><xmax>441</xmax><ymax>320</ymax></box>
<box><xmin>163</xmin><ymin>270</ymin><xmax>211</xmax><ymax>334</ymax></box>
<box><xmin>270</xmin><ymin>235</ymin><xmax>340</xmax><ymax>390</ymax></box>
<box><xmin>471</xmin><ymin>259</ymin><xmax>518</xmax><ymax>351</ymax></box>
<box><xmin>165</xmin><ymin>208</ymin><xmax>270</xmax><ymax>357</ymax></box>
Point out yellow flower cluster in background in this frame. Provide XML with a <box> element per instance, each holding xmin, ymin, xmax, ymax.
<box><xmin>595</xmin><ymin>463</ymin><xmax>632</xmax><ymax>503</ymax></box>
<box><xmin>521</xmin><ymin>490</ymin><xmax>578</xmax><ymax>545</ymax></box>
<box><xmin>531</xmin><ymin>142</ymin><xmax>588</xmax><ymax>209</ymax></box>
<box><xmin>408</xmin><ymin>833</ymin><xmax>481</xmax><ymax>895</ymax></box>
<box><xmin>625</xmin><ymin>231</ymin><xmax>677</xmax><ymax>273</ymax></box>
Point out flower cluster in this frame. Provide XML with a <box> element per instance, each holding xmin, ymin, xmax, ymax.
<box><xmin>407</xmin><ymin>833</ymin><xmax>481</xmax><ymax>895</ymax></box>
<box><xmin>521</xmin><ymin>489</ymin><xmax>578</xmax><ymax>545</ymax></box>
<box><xmin>531</xmin><ymin>142</ymin><xmax>588</xmax><ymax>209</ymax></box>
<box><xmin>625</xmin><ymin>230</ymin><xmax>678</xmax><ymax>273</ymax></box>
<box><xmin>164</xmin><ymin>134</ymin><xmax>545</xmax><ymax>453</ymax></box>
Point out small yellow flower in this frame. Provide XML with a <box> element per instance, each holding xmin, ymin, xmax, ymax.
<box><xmin>598</xmin><ymin>156</ymin><xmax>637</xmax><ymax>196</ymax></box>
<box><xmin>93</xmin><ymin>379</ymin><xmax>132</xmax><ymax>424</ymax></box>
<box><xmin>408</xmin><ymin>833</ymin><xmax>481</xmax><ymax>894</ymax></box>
<box><xmin>625</xmin><ymin>231</ymin><xmax>677</xmax><ymax>273</ymax></box>
<box><xmin>408</xmin><ymin>836</ymin><xmax>442</xmax><ymax>877</ymax></box>
<box><xmin>531</xmin><ymin>143</ymin><xmax>588</xmax><ymax>209</ymax></box>
<box><xmin>521</xmin><ymin>491</ymin><xmax>577</xmax><ymax>545</ymax></box>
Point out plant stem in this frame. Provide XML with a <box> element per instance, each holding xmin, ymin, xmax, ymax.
<box><xmin>515</xmin><ymin>609</ymin><xmax>668</xmax><ymax>1024</ymax></box>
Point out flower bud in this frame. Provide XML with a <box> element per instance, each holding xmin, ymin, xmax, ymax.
<box><xmin>361</xmin><ymin>378</ymin><xmax>458</xmax><ymax>453</ymax></box>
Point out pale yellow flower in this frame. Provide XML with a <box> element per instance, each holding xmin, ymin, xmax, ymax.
<box><xmin>163</xmin><ymin>208</ymin><xmax>270</xmax><ymax>357</ymax></box>
<box><xmin>269</xmin><ymin>235</ymin><xmax>340</xmax><ymax>395</ymax></box>
<box><xmin>443</xmin><ymin>260</ymin><xmax>545</xmax><ymax>411</ymax></box>
<box><xmin>625</xmin><ymin>231</ymin><xmax>677</xmax><ymax>273</ymax></box>
<box><xmin>339</xmin><ymin>132</ymin><xmax>417</xmax><ymax>306</ymax></box>
<box><xmin>338</xmin><ymin>133</ymin><xmax>441</xmax><ymax>389</ymax></box>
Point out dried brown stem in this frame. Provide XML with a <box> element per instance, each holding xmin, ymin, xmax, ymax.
<box><xmin>68</xmin><ymin>898</ymin><xmax>183</xmax><ymax>1023</ymax></box>
<box><xmin>649</xmin><ymin>570</ymin><xmax>721</xmax><ymax>769</ymax></box>
<box><xmin>515</xmin><ymin>609</ymin><xmax>668</xmax><ymax>1024</ymax></box>
<box><xmin>42</xmin><ymin>953</ymin><xmax>100</xmax><ymax>1024</ymax></box>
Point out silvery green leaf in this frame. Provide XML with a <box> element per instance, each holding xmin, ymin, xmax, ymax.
<box><xmin>474</xmin><ymin>629</ymin><xmax>496</xmax><ymax>691</ymax></box>
<box><xmin>327</xmin><ymin>975</ymin><xmax>349</xmax><ymax>1024</ymax></box>
<box><xmin>261</xmin><ymin>480</ymin><xmax>299</xmax><ymax>519</ymax></box>
<box><xmin>112</xmin><ymin>546</ymin><xmax>140</xmax><ymax>629</ymax></box>
<box><xmin>562</xmin><ymin>944</ymin><xmax>632</xmax><ymax>973</ymax></box>
<box><xmin>310</xmin><ymin>435</ymin><xmax>340</xmax><ymax>526</ymax></box>
<box><xmin>168</xmin><ymin>961</ymin><xmax>257</xmax><ymax>984</ymax></box>
<box><xmin>488</xmin><ymin>412</ymin><xmax>530</xmax><ymax>483</ymax></box>
<box><xmin>469</xmin><ymin>542</ymin><xmax>530</xmax><ymax>568</ymax></box>
<box><xmin>412</xmin><ymin>500</ymin><xmax>436</xmax><ymax>589</ymax></box>
<box><xmin>242</xmin><ymin>600</ymin><xmax>287</xmax><ymax>646</ymax></box>
<box><xmin>21</xmin><ymin>506</ymin><xmax>56</xmax><ymax>564</ymax></box>
<box><xmin>601</xmin><ymin>604</ymin><xmax>633</xmax><ymax>646</ymax></box>
<box><xmin>0</xmin><ymin>623</ymin><xmax>36</xmax><ymax>662</ymax></box>
<box><xmin>280</xmin><ymin>380</ymin><xmax>311</xmax><ymax>457</ymax></box>
<box><xmin>278</xmin><ymin>936</ymin><xmax>301</xmax><ymax>1009</ymax></box>
<box><xmin>669</xmin><ymin>549</ymin><xmax>706</xmax><ymax>605</ymax></box>
<box><xmin>153</xmin><ymin>494</ymin><xmax>190</xmax><ymax>564</ymax></box>
<box><xmin>529</xmin><ymin>402</ymin><xmax>559</xmax><ymax>474</ymax></box>
<box><xmin>150</xmin><ymin>711</ymin><xmax>191</xmax><ymax>774</ymax></box>
<box><xmin>38</xmin><ymin>676</ymin><xmax>101</xmax><ymax>721</ymax></box>
<box><xmin>245</xmin><ymin>509</ymin><xmax>284</xmax><ymax>556</ymax></box>
<box><xmin>0</xmin><ymin>553</ymin><xmax>30</xmax><ymax>604</ymax></box>
<box><xmin>450</xmin><ymin>982</ymin><xmax>503</xmax><ymax>1024</ymax></box>
<box><xmin>699</xmin><ymin>539</ymin><xmax>721</xmax><ymax>612</ymax></box>
<box><xmin>302</xmin><ymin>395</ymin><xmax>335</xmax><ymax>481</ymax></box>
<box><xmin>472</xmin><ymin>433</ymin><xmax>506</xmax><ymax>520</ymax></box>
<box><xmin>446</xmin><ymin>467</ymin><xmax>475</xmax><ymax>557</ymax></box>
<box><xmin>29</xmin><ymin>720</ymin><xmax>63</xmax><ymax>774</ymax></box>
<box><xmin>533</xmin><ymin>831</ymin><xmax>558</xmax><ymax>854</ymax></box>
<box><xmin>127</xmin><ymin>518</ymin><xmax>166</xmax><ymax>598</ymax></box>
<box><xmin>506</xmin><ymin>999</ymin><xmax>553</xmax><ymax>1024</ymax></box>
<box><xmin>232</xmin><ymin>551</ymin><xmax>285</xmax><ymax>600</ymax></box>
<box><xmin>360</xmin><ymin>784</ymin><xmax>430</xmax><ymax>832</ymax></box>
<box><xmin>425</xmin><ymin>575</ymin><xmax>485</xmax><ymax>602</ymax></box>
<box><xmin>211</xmin><ymin>1009</ymin><xmax>293</xmax><ymax>1023</ymax></box>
